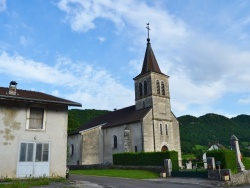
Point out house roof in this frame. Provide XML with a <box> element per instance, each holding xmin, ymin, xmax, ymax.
<box><xmin>134</xmin><ymin>38</ymin><xmax>166</xmax><ymax>79</ymax></box>
<box><xmin>73</xmin><ymin>105</ymin><xmax>151</xmax><ymax>134</ymax></box>
<box><xmin>0</xmin><ymin>86</ymin><xmax>81</xmax><ymax>107</ymax></box>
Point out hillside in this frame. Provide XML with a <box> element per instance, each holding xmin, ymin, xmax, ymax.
<box><xmin>178</xmin><ymin>113</ymin><xmax>250</xmax><ymax>153</ymax></box>
<box><xmin>68</xmin><ymin>109</ymin><xmax>110</xmax><ymax>133</ymax></box>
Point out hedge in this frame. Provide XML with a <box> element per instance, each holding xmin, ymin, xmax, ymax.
<box><xmin>113</xmin><ymin>151</ymin><xmax>179</xmax><ymax>171</ymax></box>
<box><xmin>242</xmin><ymin>157</ymin><xmax>250</xmax><ymax>170</ymax></box>
<box><xmin>206</xmin><ymin>149</ymin><xmax>237</xmax><ymax>173</ymax></box>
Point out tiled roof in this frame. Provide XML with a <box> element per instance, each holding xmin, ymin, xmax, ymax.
<box><xmin>73</xmin><ymin>105</ymin><xmax>151</xmax><ymax>134</ymax></box>
<box><xmin>0</xmin><ymin>87</ymin><xmax>81</xmax><ymax>107</ymax></box>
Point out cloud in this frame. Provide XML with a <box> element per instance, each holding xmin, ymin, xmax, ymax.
<box><xmin>0</xmin><ymin>52</ymin><xmax>134</xmax><ymax>110</ymax></box>
<box><xmin>19</xmin><ymin>35</ymin><xmax>31</xmax><ymax>46</ymax></box>
<box><xmin>98</xmin><ymin>37</ymin><xmax>105</xmax><ymax>43</ymax></box>
<box><xmin>238</xmin><ymin>97</ymin><xmax>250</xmax><ymax>105</ymax></box>
<box><xmin>0</xmin><ymin>0</ymin><xmax>6</xmax><ymax>12</ymax></box>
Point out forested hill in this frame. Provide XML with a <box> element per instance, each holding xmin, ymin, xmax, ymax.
<box><xmin>68</xmin><ymin>109</ymin><xmax>110</xmax><ymax>133</ymax></box>
<box><xmin>68</xmin><ymin>109</ymin><xmax>250</xmax><ymax>152</ymax></box>
<box><xmin>178</xmin><ymin>113</ymin><xmax>250</xmax><ymax>152</ymax></box>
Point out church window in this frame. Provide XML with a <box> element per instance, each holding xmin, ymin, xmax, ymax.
<box><xmin>113</xmin><ymin>135</ymin><xmax>117</xmax><ymax>149</ymax></box>
<box><xmin>143</xmin><ymin>80</ymin><xmax>148</xmax><ymax>95</ymax></box>
<box><xmin>156</xmin><ymin>80</ymin><xmax>160</xmax><ymax>94</ymax></box>
<box><xmin>143</xmin><ymin>101</ymin><xmax>145</xmax><ymax>108</ymax></box>
<box><xmin>135</xmin><ymin>146</ymin><xmax>138</xmax><ymax>152</ymax></box>
<box><xmin>71</xmin><ymin>144</ymin><xmax>74</xmax><ymax>156</ymax></box>
<box><xmin>139</xmin><ymin>82</ymin><xmax>143</xmax><ymax>97</ymax></box>
<box><xmin>165</xmin><ymin>124</ymin><xmax>168</xmax><ymax>135</ymax></box>
<box><xmin>160</xmin><ymin>124</ymin><xmax>163</xmax><ymax>135</ymax></box>
<box><xmin>161</xmin><ymin>81</ymin><xmax>165</xmax><ymax>96</ymax></box>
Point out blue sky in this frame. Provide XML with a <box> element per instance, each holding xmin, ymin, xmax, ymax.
<box><xmin>0</xmin><ymin>0</ymin><xmax>250</xmax><ymax>118</ymax></box>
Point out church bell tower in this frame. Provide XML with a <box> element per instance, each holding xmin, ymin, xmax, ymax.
<box><xmin>133</xmin><ymin>24</ymin><xmax>172</xmax><ymax>121</ymax></box>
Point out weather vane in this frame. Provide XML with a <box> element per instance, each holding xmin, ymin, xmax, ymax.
<box><xmin>146</xmin><ymin>23</ymin><xmax>150</xmax><ymax>39</ymax></box>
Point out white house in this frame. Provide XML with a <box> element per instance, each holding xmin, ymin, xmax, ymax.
<box><xmin>202</xmin><ymin>143</ymin><xmax>227</xmax><ymax>168</ymax></box>
<box><xmin>0</xmin><ymin>81</ymin><xmax>81</xmax><ymax>178</ymax></box>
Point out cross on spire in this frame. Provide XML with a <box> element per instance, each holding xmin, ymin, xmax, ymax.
<box><xmin>146</xmin><ymin>23</ymin><xmax>150</xmax><ymax>42</ymax></box>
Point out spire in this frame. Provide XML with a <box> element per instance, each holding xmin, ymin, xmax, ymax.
<box><xmin>140</xmin><ymin>23</ymin><xmax>162</xmax><ymax>75</ymax></box>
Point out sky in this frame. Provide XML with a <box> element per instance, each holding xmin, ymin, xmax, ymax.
<box><xmin>0</xmin><ymin>0</ymin><xmax>250</xmax><ymax>118</ymax></box>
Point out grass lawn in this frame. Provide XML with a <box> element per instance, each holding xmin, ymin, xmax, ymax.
<box><xmin>182</xmin><ymin>154</ymin><xmax>196</xmax><ymax>160</ymax></box>
<box><xmin>70</xmin><ymin>169</ymin><xmax>159</xmax><ymax>179</ymax></box>
<box><xmin>0</xmin><ymin>177</ymin><xmax>66</xmax><ymax>188</ymax></box>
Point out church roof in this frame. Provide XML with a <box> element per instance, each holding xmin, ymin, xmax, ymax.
<box><xmin>134</xmin><ymin>38</ymin><xmax>165</xmax><ymax>79</ymax></box>
<box><xmin>73</xmin><ymin>105</ymin><xmax>151</xmax><ymax>134</ymax></box>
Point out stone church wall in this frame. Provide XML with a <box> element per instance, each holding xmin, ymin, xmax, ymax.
<box><xmin>143</xmin><ymin>110</ymin><xmax>155</xmax><ymax>152</ymax></box>
<box><xmin>103</xmin><ymin>122</ymin><xmax>142</xmax><ymax>163</ymax></box>
<box><xmin>81</xmin><ymin>126</ymin><xmax>103</xmax><ymax>164</ymax></box>
<box><xmin>67</xmin><ymin>134</ymin><xmax>82</xmax><ymax>165</ymax></box>
<box><xmin>171</xmin><ymin>113</ymin><xmax>182</xmax><ymax>163</ymax></box>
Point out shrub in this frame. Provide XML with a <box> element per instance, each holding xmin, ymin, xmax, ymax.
<box><xmin>206</xmin><ymin>149</ymin><xmax>237</xmax><ymax>173</ymax></box>
<box><xmin>113</xmin><ymin>151</ymin><xmax>179</xmax><ymax>171</ymax></box>
<box><xmin>242</xmin><ymin>157</ymin><xmax>250</xmax><ymax>170</ymax></box>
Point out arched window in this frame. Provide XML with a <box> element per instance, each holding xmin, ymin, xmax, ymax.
<box><xmin>161</xmin><ymin>81</ymin><xmax>165</xmax><ymax>95</ymax></box>
<box><xmin>139</xmin><ymin>82</ymin><xmax>143</xmax><ymax>97</ymax></box>
<box><xmin>113</xmin><ymin>135</ymin><xmax>117</xmax><ymax>149</ymax></box>
<box><xmin>160</xmin><ymin>124</ymin><xmax>163</xmax><ymax>135</ymax></box>
<box><xmin>165</xmin><ymin>124</ymin><xmax>168</xmax><ymax>135</ymax></box>
<box><xmin>156</xmin><ymin>80</ymin><xmax>160</xmax><ymax>94</ymax></box>
<box><xmin>143</xmin><ymin>80</ymin><xmax>148</xmax><ymax>95</ymax></box>
<box><xmin>135</xmin><ymin>146</ymin><xmax>138</xmax><ymax>152</ymax></box>
<box><xmin>71</xmin><ymin>144</ymin><xmax>74</xmax><ymax>156</ymax></box>
<box><xmin>143</xmin><ymin>101</ymin><xmax>145</xmax><ymax>108</ymax></box>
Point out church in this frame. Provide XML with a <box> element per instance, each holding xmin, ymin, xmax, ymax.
<box><xmin>67</xmin><ymin>31</ymin><xmax>182</xmax><ymax>166</ymax></box>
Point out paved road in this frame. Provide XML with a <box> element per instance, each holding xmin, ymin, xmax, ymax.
<box><xmin>69</xmin><ymin>174</ymin><xmax>222</xmax><ymax>188</ymax></box>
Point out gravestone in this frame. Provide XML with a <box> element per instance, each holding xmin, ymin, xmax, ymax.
<box><xmin>164</xmin><ymin>159</ymin><xmax>172</xmax><ymax>177</ymax></box>
<box><xmin>186</xmin><ymin>161</ymin><xmax>192</xmax><ymax>169</ymax></box>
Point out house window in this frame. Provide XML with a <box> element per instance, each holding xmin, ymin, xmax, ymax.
<box><xmin>143</xmin><ymin>80</ymin><xmax>148</xmax><ymax>95</ymax></box>
<box><xmin>28</xmin><ymin>107</ymin><xmax>45</xmax><ymax>130</ymax></box>
<box><xmin>19</xmin><ymin>143</ymin><xmax>34</xmax><ymax>162</ymax></box>
<box><xmin>139</xmin><ymin>82</ymin><xmax>143</xmax><ymax>97</ymax></box>
<box><xmin>19</xmin><ymin>142</ymin><xmax>49</xmax><ymax>162</ymax></box>
<box><xmin>35</xmin><ymin>143</ymin><xmax>49</xmax><ymax>162</ymax></box>
<box><xmin>165</xmin><ymin>124</ymin><xmax>168</xmax><ymax>135</ymax></box>
<box><xmin>161</xmin><ymin>81</ymin><xmax>165</xmax><ymax>96</ymax></box>
<box><xmin>156</xmin><ymin>80</ymin><xmax>160</xmax><ymax>94</ymax></box>
<box><xmin>160</xmin><ymin>124</ymin><xmax>163</xmax><ymax>135</ymax></box>
<box><xmin>113</xmin><ymin>135</ymin><xmax>117</xmax><ymax>149</ymax></box>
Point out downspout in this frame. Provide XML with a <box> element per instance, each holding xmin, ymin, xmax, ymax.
<box><xmin>152</xmin><ymin>106</ymin><xmax>156</xmax><ymax>152</ymax></box>
<box><xmin>141</xmin><ymin>122</ymin><xmax>144</xmax><ymax>151</ymax></box>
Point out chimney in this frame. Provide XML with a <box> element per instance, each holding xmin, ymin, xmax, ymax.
<box><xmin>9</xmin><ymin>81</ymin><xmax>17</xmax><ymax>95</ymax></box>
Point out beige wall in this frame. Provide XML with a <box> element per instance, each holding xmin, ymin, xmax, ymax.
<box><xmin>0</xmin><ymin>100</ymin><xmax>68</xmax><ymax>178</ymax></box>
<box><xmin>81</xmin><ymin>126</ymin><xmax>103</xmax><ymax>164</ymax></box>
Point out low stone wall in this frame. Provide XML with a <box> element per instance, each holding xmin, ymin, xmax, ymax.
<box><xmin>68</xmin><ymin>164</ymin><xmax>162</xmax><ymax>173</ymax></box>
<box><xmin>225</xmin><ymin>170</ymin><xmax>250</xmax><ymax>186</ymax></box>
<box><xmin>208</xmin><ymin>169</ymin><xmax>231</xmax><ymax>180</ymax></box>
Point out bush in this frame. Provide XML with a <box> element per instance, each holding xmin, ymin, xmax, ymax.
<box><xmin>206</xmin><ymin>149</ymin><xmax>237</xmax><ymax>173</ymax></box>
<box><xmin>242</xmin><ymin>157</ymin><xmax>250</xmax><ymax>170</ymax></box>
<box><xmin>113</xmin><ymin>151</ymin><xmax>179</xmax><ymax>171</ymax></box>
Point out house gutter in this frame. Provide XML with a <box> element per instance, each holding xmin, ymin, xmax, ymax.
<box><xmin>0</xmin><ymin>94</ymin><xmax>82</xmax><ymax>107</ymax></box>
